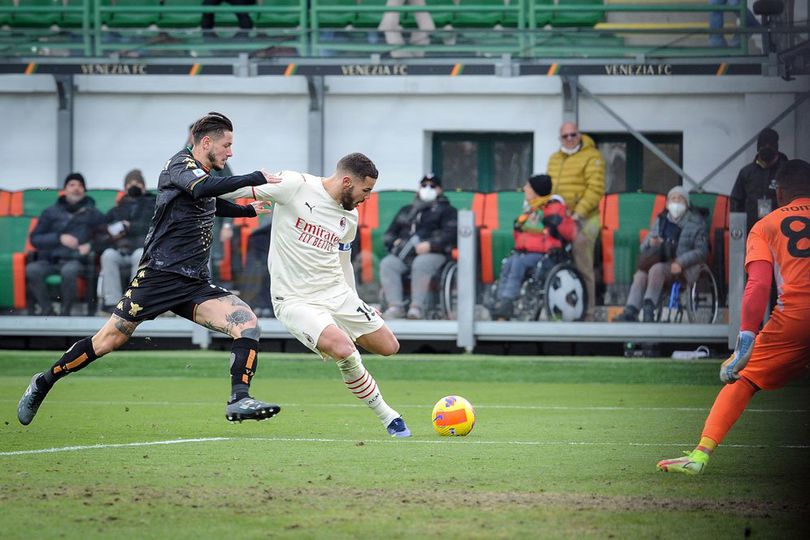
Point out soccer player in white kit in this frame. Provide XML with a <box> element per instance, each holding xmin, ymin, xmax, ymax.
<box><xmin>222</xmin><ymin>153</ymin><xmax>411</xmax><ymax>437</ymax></box>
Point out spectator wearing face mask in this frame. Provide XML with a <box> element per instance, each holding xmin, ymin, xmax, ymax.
<box><xmin>547</xmin><ymin>122</ymin><xmax>605</xmax><ymax>320</ymax></box>
<box><xmin>614</xmin><ymin>186</ymin><xmax>708</xmax><ymax>323</ymax></box>
<box><xmin>730</xmin><ymin>128</ymin><xmax>788</xmax><ymax>234</ymax></box>
<box><xmin>97</xmin><ymin>169</ymin><xmax>157</xmax><ymax>312</ymax></box>
<box><xmin>379</xmin><ymin>175</ymin><xmax>458</xmax><ymax>320</ymax></box>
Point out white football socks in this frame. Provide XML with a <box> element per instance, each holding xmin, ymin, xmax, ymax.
<box><xmin>337</xmin><ymin>350</ymin><xmax>399</xmax><ymax>427</ymax></box>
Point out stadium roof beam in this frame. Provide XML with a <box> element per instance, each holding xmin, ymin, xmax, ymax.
<box><xmin>55</xmin><ymin>74</ymin><xmax>74</xmax><ymax>188</ymax></box>
<box><xmin>561</xmin><ymin>75</ymin><xmax>578</xmax><ymax>125</ymax></box>
<box><xmin>307</xmin><ymin>75</ymin><xmax>325</xmax><ymax>176</ymax></box>
<box><xmin>693</xmin><ymin>90</ymin><xmax>810</xmax><ymax>191</ymax></box>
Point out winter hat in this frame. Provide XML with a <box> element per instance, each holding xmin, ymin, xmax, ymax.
<box><xmin>421</xmin><ymin>174</ymin><xmax>441</xmax><ymax>187</ymax></box>
<box><xmin>63</xmin><ymin>172</ymin><xmax>86</xmax><ymax>190</ymax></box>
<box><xmin>528</xmin><ymin>174</ymin><xmax>552</xmax><ymax>197</ymax></box>
<box><xmin>757</xmin><ymin>128</ymin><xmax>779</xmax><ymax>150</ymax></box>
<box><xmin>667</xmin><ymin>185</ymin><xmax>690</xmax><ymax>206</ymax></box>
<box><xmin>124</xmin><ymin>169</ymin><xmax>145</xmax><ymax>186</ymax></box>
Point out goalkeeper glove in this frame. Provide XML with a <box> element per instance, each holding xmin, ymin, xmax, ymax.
<box><xmin>720</xmin><ymin>331</ymin><xmax>756</xmax><ymax>384</ymax></box>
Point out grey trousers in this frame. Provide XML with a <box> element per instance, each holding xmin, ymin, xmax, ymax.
<box><xmin>25</xmin><ymin>259</ymin><xmax>83</xmax><ymax>314</ymax></box>
<box><xmin>100</xmin><ymin>247</ymin><xmax>143</xmax><ymax>306</ymax></box>
<box><xmin>379</xmin><ymin>252</ymin><xmax>446</xmax><ymax>310</ymax></box>
<box><xmin>626</xmin><ymin>262</ymin><xmax>702</xmax><ymax>309</ymax></box>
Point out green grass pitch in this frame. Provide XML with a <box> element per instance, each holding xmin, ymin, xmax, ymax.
<box><xmin>1</xmin><ymin>350</ymin><xmax>808</xmax><ymax>539</ymax></box>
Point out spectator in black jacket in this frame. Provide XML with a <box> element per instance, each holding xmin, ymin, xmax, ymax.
<box><xmin>26</xmin><ymin>173</ymin><xmax>106</xmax><ymax>316</ymax></box>
<box><xmin>379</xmin><ymin>175</ymin><xmax>458</xmax><ymax>319</ymax></box>
<box><xmin>730</xmin><ymin>128</ymin><xmax>788</xmax><ymax>233</ymax></box>
<box><xmin>98</xmin><ymin>169</ymin><xmax>157</xmax><ymax>312</ymax></box>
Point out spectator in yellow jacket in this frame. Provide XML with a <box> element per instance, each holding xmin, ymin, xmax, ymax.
<box><xmin>547</xmin><ymin>122</ymin><xmax>605</xmax><ymax>320</ymax></box>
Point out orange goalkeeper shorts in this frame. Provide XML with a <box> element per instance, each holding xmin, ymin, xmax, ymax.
<box><xmin>739</xmin><ymin>308</ymin><xmax>810</xmax><ymax>390</ymax></box>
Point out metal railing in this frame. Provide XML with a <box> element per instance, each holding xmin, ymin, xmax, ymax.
<box><xmin>0</xmin><ymin>1</ymin><xmax>761</xmax><ymax>58</ymax></box>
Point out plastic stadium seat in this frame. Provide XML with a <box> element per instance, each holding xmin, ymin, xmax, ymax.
<box><xmin>317</xmin><ymin>0</ymin><xmax>356</xmax><ymax>28</ymax></box>
<box><xmin>427</xmin><ymin>0</ymin><xmax>455</xmax><ymax>28</ymax></box>
<box><xmin>552</xmin><ymin>0</ymin><xmax>604</xmax><ymax>28</ymax></box>
<box><xmin>526</xmin><ymin>0</ymin><xmax>553</xmax><ymax>27</ymax></box>
<box><xmin>599</xmin><ymin>192</ymin><xmax>665</xmax><ymax>288</ymax></box>
<box><xmin>61</xmin><ymin>0</ymin><xmax>89</xmax><ymax>28</ymax></box>
<box><xmin>443</xmin><ymin>190</ymin><xmax>485</xmax><ymax>227</ymax></box>
<box><xmin>0</xmin><ymin>190</ymin><xmax>10</xmax><ymax>216</ymax></box>
<box><xmin>480</xmin><ymin>190</ymin><xmax>523</xmax><ymax>283</ymax></box>
<box><xmin>688</xmin><ymin>191</ymin><xmax>730</xmax><ymax>296</ymax></box>
<box><xmin>0</xmin><ymin>216</ymin><xmax>34</xmax><ymax>309</ymax></box>
<box><xmin>453</xmin><ymin>0</ymin><xmax>507</xmax><ymax>28</ymax></box>
<box><xmin>86</xmin><ymin>189</ymin><xmax>123</xmax><ymax>214</ymax></box>
<box><xmin>353</xmin><ymin>0</ymin><xmax>387</xmax><ymax>29</ymax></box>
<box><xmin>22</xmin><ymin>189</ymin><xmax>59</xmax><ymax>217</ymax></box>
<box><xmin>255</xmin><ymin>0</ymin><xmax>303</xmax><ymax>28</ymax></box>
<box><xmin>0</xmin><ymin>0</ymin><xmax>14</xmax><ymax>26</ymax></box>
<box><xmin>12</xmin><ymin>0</ymin><xmax>62</xmax><ymax>27</ymax></box>
<box><xmin>101</xmin><ymin>0</ymin><xmax>160</xmax><ymax>28</ymax></box>
<box><xmin>159</xmin><ymin>0</ymin><xmax>209</xmax><ymax>28</ymax></box>
<box><xmin>355</xmin><ymin>190</ymin><xmax>414</xmax><ymax>283</ymax></box>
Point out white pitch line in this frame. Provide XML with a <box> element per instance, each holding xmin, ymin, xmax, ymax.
<box><xmin>2</xmin><ymin>436</ymin><xmax>809</xmax><ymax>457</ymax></box>
<box><xmin>0</xmin><ymin>399</ymin><xmax>804</xmax><ymax>413</ymax></box>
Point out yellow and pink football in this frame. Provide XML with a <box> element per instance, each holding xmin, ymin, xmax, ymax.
<box><xmin>432</xmin><ymin>395</ymin><xmax>476</xmax><ymax>436</ymax></box>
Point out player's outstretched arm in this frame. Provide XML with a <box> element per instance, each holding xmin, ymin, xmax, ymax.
<box><xmin>219</xmin><ymin>170</ymin><xmax>283</xmax><ymax>202</ymax></box>
<box><xmin>720</xmin><ymin>259</ymin><xmax>772</xmax><ymax>383</ymax></box>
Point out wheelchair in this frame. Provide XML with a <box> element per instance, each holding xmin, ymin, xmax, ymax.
<box><xmin>655</xmin><ymin>262</ymin><xmax>720</xmax><ymax>324</ymax></box>
<box><xmin>380</xmin><ymin>257</ymin><xmax>458</xmax><ymax>320</ymax></box>
<box><xmin>485</xmin><ymin>248</ymin><xmax>588</xmax><ymax>322</ymax></box>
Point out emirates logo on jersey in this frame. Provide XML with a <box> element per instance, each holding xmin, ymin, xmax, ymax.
<box><xmin>294</xmin><ymin>217</ymin><xmax>340</xmax><ymax>252</ymax></box>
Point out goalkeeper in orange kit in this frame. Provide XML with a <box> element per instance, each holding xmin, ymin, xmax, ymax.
<box><xmin>657</xmin><ymin>159</ymin><xmax>810</xmax><ymax>475</ymax></box>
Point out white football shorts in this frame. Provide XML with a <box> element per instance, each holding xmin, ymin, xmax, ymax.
<box><xmin>273</xmin><ymin>288</ymin><xmax>384</xmax><ymax>356</ymax></box>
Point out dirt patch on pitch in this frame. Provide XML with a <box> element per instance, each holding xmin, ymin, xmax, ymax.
<box><xmin>14</xmin><ymin>484</ymin><xmax>808</xmax><ymax>519</ymax></box>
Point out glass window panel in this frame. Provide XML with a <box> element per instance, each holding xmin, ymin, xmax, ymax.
<box><xmin>642</xmin><ymin>142</ymin><xmax>681</xmax><ymax>194</ymax></box>
<box><xmin>598</xmin><ymin>141</ymin><xmax>627</xmax><ymax>193</ymax></box>
<box><xmin>493</xmin><ymin>140</ymin><xmax>532</xmax><ymax>191</ymax></box>
<box><xmin>441</xmin><ymin>140</ymin><xmax>478</xmax><ymax>191</ymax></box>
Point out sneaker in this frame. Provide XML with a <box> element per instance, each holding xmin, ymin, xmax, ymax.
<box><xmin>18</xmin><ymin>372</ymin><xmax>48</xmax><ymax>426</ymax></box>
<box><xmin>406</xmin><ymin>306</ymin><xmax>423</xmax><ymax>320</ymax></box>
<box><xmin>382</xmin><ymin>306</ymin><xmax>405</xmax><ymax>320</ymax></box>
<box><xmin>657</xmin><ymin>449</ymin><xmax>709</xmax><ymax>475</ymax></box>
<box><xmin>225</xmin><ymin>396</ymin><xmax>281</xmax><ymax>423</ymax></box>
<box><xmin>386</xmin><ymin>417</ymin><xmax>411</xmax><ymax>438</ymax></box>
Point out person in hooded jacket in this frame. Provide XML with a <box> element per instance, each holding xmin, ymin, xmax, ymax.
<box><xmin>730</xmin><ymin>127</ymin><xmax>789</xmax><ymax>234</ymax></box>
<box><xmin>379</xmin><ymin>175</ymin><xmax>458</xmax><ymax>320</ymax></box>
<box><xmin>26</xmin><ymin>173</ymin><xmax>106</xmax><ymax>316</ymax></box>
<box><xmin>614</xmin><ymin>186</ymin><xmax>708</xmax><ymax>322</ymax></box>
<box><xmin>98</xmin><ymin>169</ymin><xmax>157</xmax><ymax>312</ymax></box>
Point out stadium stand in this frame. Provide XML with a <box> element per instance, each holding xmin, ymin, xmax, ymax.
<box><xmin>0</xmin><ymin>1</ymin><xmax>756</xmax><ymax>57</ymax></box>
<box><xmin>0</xmin><ymin>185</ymin><xmax>733</xmax><ymax>319</ymax></box>
<box><xmin>480</xmin><ymin>190</ymin><xmax>524</xmax><ymax>284</ymax></box>
<box><xmin>0</xmin><ymin>216</ymin><xmax>34</xmax><ymax>310</ymax></box>
<box><xmin>599</xmin><ymin>191</ymin><xmax>666</xmax><ymax>302</ymax></box>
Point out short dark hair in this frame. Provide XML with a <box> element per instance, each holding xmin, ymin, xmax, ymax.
<box><xmin>337</xmin><ymin>152</ymin><xmax>378</xmax><ymax>180</ymax></box>
<box><xmin>190</xmin><ymin>112</ymin><xmax>233</xmax><ymax>145</ymax></box>
<box><xmin>776</xmin><ymin>159</ymin><xmax>810</xmax><ymax>199</ymax></box>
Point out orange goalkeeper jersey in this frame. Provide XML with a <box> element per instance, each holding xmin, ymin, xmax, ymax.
<box><xmin>745</xmin><ymin>197</ymin><xmax>810</xmax><ymax>311</ymax></box>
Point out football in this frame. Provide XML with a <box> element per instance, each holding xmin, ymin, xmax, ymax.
<box><xmin>432</xmin><ymin>395</ymin><xmax>476</xmax><ymax>436</ymax></box>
